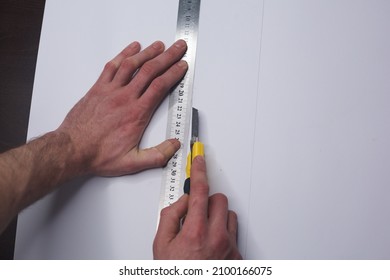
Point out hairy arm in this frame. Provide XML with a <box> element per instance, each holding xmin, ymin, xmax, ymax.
<box><xmin>0</xmin><ymin>132</ymin><xmax>79</xmax><ymax>232</ymax></box>
<box><xmin>0</xmin><ymin>40</ymin><xmax>188</xmax><ymax>233</ymax></box>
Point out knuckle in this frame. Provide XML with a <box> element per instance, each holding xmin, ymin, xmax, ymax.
<box><xmin>194</xmin><ymin>182</ymin><xmax>209</xmax><ymax>195</ymax></box>
<box><xmin>104</xmin><ymin>60</ymin><xmax>117</xmax><ymax>72</ymax></box>
<box><xmin>210</xmin><ymin>232</ymin><xmax>231</xmax><ymax>252</ymax></box>
<box><xmin>128</xmin><ymin>79</ymin><xmax>145</xmax><ymax>95</ymax></box>
<box><xmin>160</xmin><ymin>203</ymin><xmax>182</xmax><ymax>220</ymax></box>
<box><xmin>159</xmin><ymin>206</ymin><xmax>172</xmax><ymax>218</ymax></box>
<box><xmin>153</xmin><ymin>149</ymin><xmax>168</xmax><ymax>166</ymax></box>
<box><xmin>150</xmin><ymin>77</ymin><xmax>167</xmax><ymax>92</ymax></box>
<box><xmin>121</xmin><ymin>57</ymin><xmax>138</xmax><ymax>71</ymax></box>
<box><xmin>165</xmin><ymin>47</ymin><xmax>178</xmax><ymax>60</ymax></box>
<box><xmin>211</xmin><ymin>193</ymin><xmax>228</xmax><ymax>205</ymax></box>
<box><xmin>140</xmin><ymin>61</ymin><xmax>158</xmax><ymax>76</ymax></box>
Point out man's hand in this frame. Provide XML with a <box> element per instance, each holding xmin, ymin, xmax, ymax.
<box><xmin>57</xmin><ymin>40</ymin><xmax>188</xmax><ymax>176</ymax></box>
<box><xmin>0</xmin><ymin>40</ymin><xmax>188</xmax><ymax>232</ymax></box>
<box><xmin>153</xmin><ymin>156</ymin><xmax>242</xmax><ymax>259</ymax></box>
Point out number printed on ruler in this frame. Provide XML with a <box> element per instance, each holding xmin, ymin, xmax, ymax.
<box><xmin>159</xmin><ymin>0</ymin><xmax>201</xmax><ymax>212</ymax></box>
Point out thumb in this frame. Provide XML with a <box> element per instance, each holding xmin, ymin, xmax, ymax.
<box><xmin>128</xmin><ymin>138</ymin><xmax>180</xmax><ymax>172</ymax></box>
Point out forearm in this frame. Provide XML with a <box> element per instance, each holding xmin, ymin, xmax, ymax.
<box><xmin>0</xmin><ymin>130</ymin><xmax>82</xmax><ymax>232</ymax></box>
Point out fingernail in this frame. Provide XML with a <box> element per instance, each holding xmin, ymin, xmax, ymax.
<box><xmin>130</xmin><ymin>41</ymin><xmax>139</xmax><ymax>48</ymax></box>
<box><xmin>152</xmin><ymin>41</ymin><xmax>164</xmax><ymax>50</ymax></box>
<box><xmin>177</xmin><ymin>60</ymin><xmax>188</xmax><ymax>68</ymax></box>
<box><xmin>175</xmin><ymin>39</ymin><xmax>187</xmax><ymax>48</ymax></box>
<box><xmin>168</xmin><ymin>138</ymin><xmax>181</xmax><ymax>150</ymax></box>
<box><xmin>193</xmin><ymin>155</ymin><xmax>205</xmax><ymax>164</ymax></box>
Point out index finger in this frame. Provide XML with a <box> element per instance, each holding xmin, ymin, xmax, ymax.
<box><xmin>183</xmin><ymin>155</ymin><xmax>209</xmax><ymax>228</ymax></box>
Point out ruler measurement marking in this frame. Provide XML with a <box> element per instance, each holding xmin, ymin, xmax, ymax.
<box><xmin>159</xmin><ymin>0</ymin><xmax>201</xmax><ymax>214</ymax></box>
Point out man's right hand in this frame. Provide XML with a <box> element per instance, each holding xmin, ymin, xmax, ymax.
<box><xmin>153</xmin><ymin>155</ymin><xmax>242</xmax><ymax>259</ymax></box>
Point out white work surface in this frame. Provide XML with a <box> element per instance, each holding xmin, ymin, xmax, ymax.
<box><xmin>15</xmin><ymin>0</ymin><xmax>390</xmax><ymax>259</ymax></box>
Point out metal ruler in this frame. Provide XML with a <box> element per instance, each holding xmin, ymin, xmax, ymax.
<box><xmin>158</xmin><ymin>0</ymin><xmax>201</xmax><ymax>214</ymax></box>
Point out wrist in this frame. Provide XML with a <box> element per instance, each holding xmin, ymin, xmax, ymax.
<box><xmin>46</xmin><ymin>129</ymin><xmax>90</xmax><ymax>178</ymax></box>
<box><xmin>17</xmin><ymin>130</ymin><xmax>86</xmax><ymax>206</ymax></box>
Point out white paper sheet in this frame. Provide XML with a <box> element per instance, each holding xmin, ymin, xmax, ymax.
<box><xmin>15</xmin><ymin>0</ymin><xmax>390</xmax><ymax>259</ymax></box>
<box><xmin>246</xmin><ymin>0</ymin><xmax>390</xmax><ymax>259</ymax></box>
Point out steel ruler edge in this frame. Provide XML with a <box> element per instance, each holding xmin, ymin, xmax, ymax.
<box><xmin>158</xmin><ymin>0</ymin><xmax>201</xmax><ymax>221</ymax></box>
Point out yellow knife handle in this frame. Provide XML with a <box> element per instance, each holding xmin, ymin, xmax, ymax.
<box><xmin>184</xmin><ymin>142</ymin><xmax>204</xmax><ymax>194</ymax></box>
<box><xmin>191</xmin><ymin>141</ymin><xmax>204</xmax><ymax>160</ymax></box>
